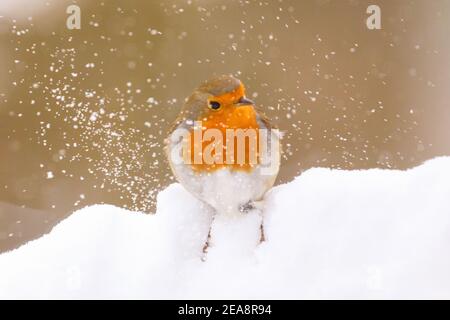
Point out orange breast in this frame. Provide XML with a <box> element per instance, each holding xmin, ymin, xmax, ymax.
<box><xmin>188</xmin><ymin>105</ymin><xmax>260</xmax><ymax>172</ymax></box>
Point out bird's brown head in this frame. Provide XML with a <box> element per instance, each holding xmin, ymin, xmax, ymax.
<box><xmin>177</xmin><ymin>75</ymin><xmax>256</xmax><ymax>128</ymax></box>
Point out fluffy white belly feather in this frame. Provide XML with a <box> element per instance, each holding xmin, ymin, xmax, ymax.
<box><xmin>173</xmin><ymin>164</ymin><xmax>274</xmax><ymax>215</ymax></box>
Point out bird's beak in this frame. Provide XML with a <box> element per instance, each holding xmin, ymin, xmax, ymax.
<box><xmin>236</xmin><ymin>96</ymin><xmax>255</xmax><ymax>106</ymax></box>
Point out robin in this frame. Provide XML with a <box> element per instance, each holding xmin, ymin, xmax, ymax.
<box><xmin>165</xmin><ymin>75</ymin><xmax>280</xmax><ymax>250</ymax></box>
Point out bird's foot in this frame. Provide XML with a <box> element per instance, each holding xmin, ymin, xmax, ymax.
<box><xmin>201</xmin><ymin>228</ymin><xmax>211</xmax><ymax>262</ymax></box>
<box><xmin>239</xmin><ymin>201</ymin><xmax>266</xmax><ymax>244</ymax></box>
<box><xmin>239</xmin><ymin>200</ymin><xmax>264</xmax><ymax>214</ymax></box>
<box><xmin>238</xmin><ymin>202</ymin><xmax>253</xmax><ymax>213</ymax></box>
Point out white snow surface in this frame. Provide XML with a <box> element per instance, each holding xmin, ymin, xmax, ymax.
<box><xmin>1</xmin><ymin>157</ymin><xmax>450</xmax><ymax>299</ymax></box>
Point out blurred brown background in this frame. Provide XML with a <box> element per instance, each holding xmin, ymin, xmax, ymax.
<box><xmin>1</xmin><ymin>0</ymin><xmax>449</xmax><ymax>253</ymax></box>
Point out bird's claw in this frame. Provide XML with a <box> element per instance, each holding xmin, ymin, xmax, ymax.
<box><xmin>239</xmin><ymin>201</ymin><xmax>254</xmax><ymax>213</ymax></box>
<box><xmin>239</xmin><ymin>200</ymin><xmax>264</xmax><ymax>214</ymax></box>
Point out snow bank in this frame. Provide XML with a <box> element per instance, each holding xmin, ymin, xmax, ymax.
<box><xmin>1</xmin><ymin>157</ymin><xmax>450</xmax><ymax>299</ymax></box>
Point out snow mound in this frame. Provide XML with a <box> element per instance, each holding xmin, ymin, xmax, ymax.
<box><xmin>1</xmin><ymin>157</ymin><xmax>450</xmax><ymax>299</ymax></box>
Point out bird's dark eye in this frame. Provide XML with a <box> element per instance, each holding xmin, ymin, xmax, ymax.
<box><xmin>209</xmin><ymin>101</ymin><xmax>221</xmax><ymax>110</ymax></box>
